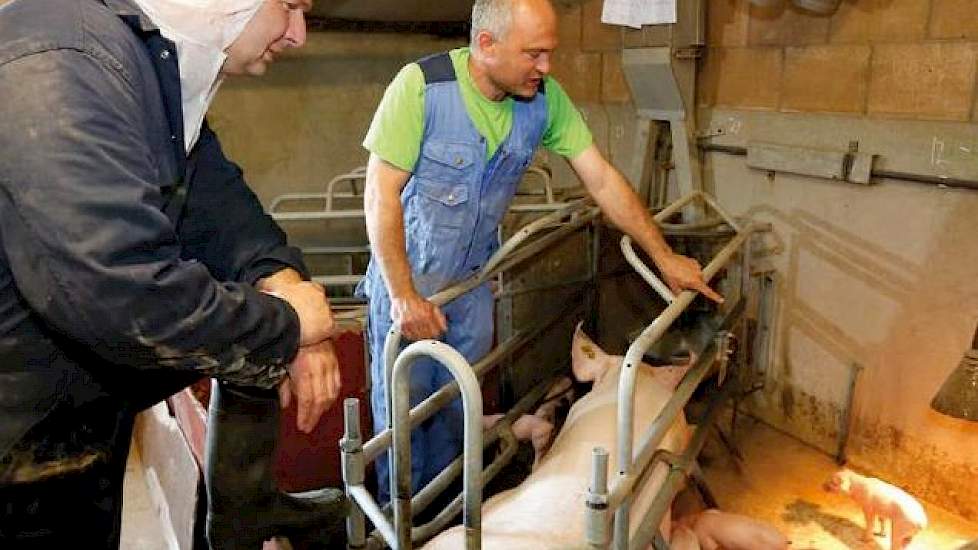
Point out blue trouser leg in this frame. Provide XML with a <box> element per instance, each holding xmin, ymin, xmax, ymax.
<box><xmin>368</xmin><ymin>284</ymin><xmax>493</xmax><ymax>504</ymax></box>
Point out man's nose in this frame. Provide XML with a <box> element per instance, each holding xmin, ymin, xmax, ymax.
<box><xmin>284</xmin><ymin>9</ymin><xmax>307</xmax><ymax>48</ymax></box>
<box><xmin>536</xmin><ymin>52</ymin><xmax>551</xmax><ymax>76</ymax></box>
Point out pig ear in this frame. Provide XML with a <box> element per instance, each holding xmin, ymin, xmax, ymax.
<box><xmin>572</xmin><ymin>322</ymin><xmax>609</xmax><ymax>383</ymax></box>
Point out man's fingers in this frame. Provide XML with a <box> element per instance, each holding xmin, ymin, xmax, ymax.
<box><xmin>700</xmin><ymin>285</ymin><xmax>725</xmax><ymax>304</ymax></box>
<box><xmin>434</xmin><ymin>307</ymin><xmax>448</xmax><ymax>333</ymax></box>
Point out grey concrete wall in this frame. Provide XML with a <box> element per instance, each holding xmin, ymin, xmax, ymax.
<box><xmin>208</xmin><ymin>32</ymin><xmax>466</xmax><ymax>206</ymax></box>
<box><xmin>702</xmin><ymin>108</ymin><xmax>978</xmax><ymax>520</ymax></box>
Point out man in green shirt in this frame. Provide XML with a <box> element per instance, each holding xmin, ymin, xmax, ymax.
<box><xmin>360</xmin><ymin>0</ymin><xmax>722</xmax><ymax>502</ymax></box>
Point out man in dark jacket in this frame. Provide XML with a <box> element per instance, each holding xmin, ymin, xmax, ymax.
<box><xmin>0</xmin><ymin>0</ymin><xmax>346</xmax><ymax>547</ymax></box>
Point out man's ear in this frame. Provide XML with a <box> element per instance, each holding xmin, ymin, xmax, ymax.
<box><xmin>476</xmin><ymin>30</ymin><xmax>496</xmax><ymax>57</ymax></box>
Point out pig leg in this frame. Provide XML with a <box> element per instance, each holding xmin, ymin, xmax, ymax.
<box><xmin>891</xmin><ymin>520</ymin><xmax>919</xmax><ymax>550</ymax></box>
<box><xmin>483</xmin><ymin>414</ymin><xmax>504</xmax><ymax>431</ymax></box>
<box><xmin>670</xmin><ymin>525</ymin><xmax>702</xmax><ymax>550</ymax></box>
<box><xmin>861</xmin><ymin>508</ymin><xmax>877</xmax><ymax>542</ymax></box>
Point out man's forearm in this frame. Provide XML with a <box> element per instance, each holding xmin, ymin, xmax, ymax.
<box><xmin>364</xmin><ymin>160</ymin><xmax>416</xmax><ymax>300</ymax></box>
<box><xmin>590</xmin><ymin>166</ymin><xmax>674</xmax><ymax>265</ymax></box>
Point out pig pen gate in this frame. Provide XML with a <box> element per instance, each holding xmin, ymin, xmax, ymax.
<box><xmin>331</xmin><ymin>190</ymin><xmax>771</xmax><ymax>549</ymax></box>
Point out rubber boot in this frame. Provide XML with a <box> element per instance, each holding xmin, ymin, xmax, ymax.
<box><xmin>204</xmin><ymin>381</ymin><xmax>348</xmax><ymax>549</ymax></box>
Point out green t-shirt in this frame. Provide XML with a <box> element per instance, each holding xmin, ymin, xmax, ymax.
<box><xmin>363</xmin><ymin>48</ymin><xmax>593</xmax><ymax>172</ymax></box>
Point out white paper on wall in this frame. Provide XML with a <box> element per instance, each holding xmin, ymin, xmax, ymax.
<box><xmin>600</xmin><ymin>0</ymin><xmax>676</xmax><ymax>29</ymax></box>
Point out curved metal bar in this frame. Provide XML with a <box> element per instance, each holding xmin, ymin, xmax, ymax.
<box><xmin>620</xmin><ymin>235</ymin><xmax>675</xmax><ymax>304</ymax></box>
<box><xmin>325</xmin><ymin>167</ymin><xmax>367</xmax><ymax>211</ymax></box>
<box><xmin>522</xmin><ymin>165</ymin><xmax>555</xmax><ymax>204</ymax></box>
<box><xmin>381</xmin><ymin>199</ymin><xmax>597</xmax><ymax>417</ymax></box>
<box><xmin>391</xmin><ymin>341</ymin><xmax>483</xmax><ymax>550</ymax></box>
<box><xmin>481</xmin><ymin>198</ymin><xmax>593</xmax><ymax>275</ymax></box>
<box><xmin>612</xmin><ymin>223</ymin><xmax>758</xmax><ymax>548</ymax></box>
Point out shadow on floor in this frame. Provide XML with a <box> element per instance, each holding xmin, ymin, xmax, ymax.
<box><xmin>782</xmin><ymin>498</ymin><xmax>880</xmax><ymax>549</ymax></box>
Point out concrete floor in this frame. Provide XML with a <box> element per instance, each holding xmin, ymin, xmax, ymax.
<box><xmin>698</xmin><ymin>416</ymin><xmax>978</xmax><ymax>550</ymax></box>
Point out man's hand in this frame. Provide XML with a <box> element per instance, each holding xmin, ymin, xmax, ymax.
<box><xmin>656</xmin><ymin>252</ymin><xmax>725</xmax><ymax>304</ymax></box>
<box><xmin>278</xmin><ymin>340</ymin><xmax>342</xmax><ymax>433</ymax></box>
<box><xmin>272</xmin><ymin>281</ymin><xmax>336</xmax><ymax>346</ymax></box>
<box><xmin>391</xmin><ymin>291</ymin><xmax>447</xmax><ymax>341</ymax></box>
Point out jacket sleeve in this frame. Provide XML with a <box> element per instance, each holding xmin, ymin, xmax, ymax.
<box><xmin>0</xmin><ymin>49</ymin><xmax>298</xmax><ymax>388</ymax></box>
<box><xmin>178</xmin><ymin>122</ymin><xmax>310</xmax><ymax>285</ymax></box>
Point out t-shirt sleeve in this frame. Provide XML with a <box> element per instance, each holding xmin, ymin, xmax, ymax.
<box><xmin>362</xmin><ymin>62</ymin><xmax>426</xmax><ymax>172</ymax></box>
<box><xmin>541</xmin><ymin>77</ymin><xmax>593</xmax><ymax>159</ymax></box>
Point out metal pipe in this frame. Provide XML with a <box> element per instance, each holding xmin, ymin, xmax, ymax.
<box><xmin>482</xmin><ymin>199</ymin><xmax>593</xmax><ymax>275</ymax></box>
<box><xmin>379</xmin><ymin>204</ymin><xmax>600</xmax><ymax>436</ymax></box>
<box><xmin>392</xmin><ymin>341</ymin><xmax>483</xmax><ymax>550</ymax></box>
<box><xmin>361</xmin><ymin>372</ymin><xmax>562</xmax><ymax>549</ymax></box>
<box><xmin>341</xmin><ymin>399</ymin><xmax>367</xmax><ymax>550</ymax></box>
<box><xmin>585</xmin><ymin>447</ymin><xmax>610</xmax><ymax>548</ymax></box>
<box><xmin>325</xmin><ymin>167</ymin><xmax>367</xmax><ymax>212</ymax></box>
<box><xmin>699</xmin><ymin>143</ymin><xmax>978</xmax><ymax>191</ymax></box>
<box><xmin>613</xmin><ymin>225</ymin><xmax>756</xmax><ymax>546</ymax></box>
<box><xmin>629</xmin><ymin>381</ymin><xmax>735</xmax><ymax>550</ymax></box>
<box><xmin>365</xmin><ymin>296</ymin><xmax>579</xmax><ymax>462</ymax></box>
<box><xmin>836</xmin><ymin>362</ymin><xmax>864</xmax><ymax>464</ymax></box>
<box><xmin>349</xmin><ymin>484</ymin><xmax>397</xmax><ymax>547</ymax></box>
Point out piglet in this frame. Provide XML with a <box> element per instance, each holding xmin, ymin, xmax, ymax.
<box><xmin>680</xmin><ymin>509</ymin><xmax>789</xmax><ymax>550</ymax></box>
<box><xmin>670</xmin><ymin>524</ymin><xmax>702</xmax><ymax>550</ymax></box>
<box><xmin>823</xmin><ymin>469</ymin><xmax>927</xmax><ymax>550</ymax></box>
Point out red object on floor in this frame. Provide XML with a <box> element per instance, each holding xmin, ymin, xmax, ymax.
<box><xmin>168</xmin><ymin>325</ymin><xmax>371</xmax><ymax>493</ymax></box>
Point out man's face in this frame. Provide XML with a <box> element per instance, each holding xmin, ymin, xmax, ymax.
<box><xmin>222</xmin><ymin>0</ymin><xmax>311</xmax><ymax>76</ymax></box>
<box><xmin>480</xmin><ymin>0</ymin><xmax>558</xmax><ymax>99</ymax></box>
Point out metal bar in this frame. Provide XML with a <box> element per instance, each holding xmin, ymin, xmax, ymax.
<box><xmin>392</xmin><ymin>341</ymin><xmax>483</xmax><ymax>550</ymax></box>
<box><xmin>365</xmin><ymin>297</ymin><xmax>580</xmax><ymax>462</ymax></box>
<box><xmin>620</xmin><ymin>235</ymin><xmax>675</xmax><ymax>304</ymax></box>
<box><xmin>272</xmin><ymin>210</ymin><xmax>366</xmax><ymax>221</ymax></box>
<box><xmin>699</xmin><ymin>143</ymin><xmax>978</xmax><ymax>191</ymax></box>
<box><xmin>628</xmin><ymin>381</ymin><xmax>735</xmax><ymax>550</ymax></box>
<box><xmin>325</xmin><ymin>168</ymin><xmax>367</xmax><ymax>212</ymax></box>
<box><xmin>378</xmin><ymin>205</ymin><xmax>600</xmax><ymax>437</ymax></box>
<box><xmin>611</xmin><ymin>297</ymin><xmax>745</xmax><ymax>512</ymax></box>
<box><xmin>585</xmin><ymin>447</ymin><xmax>610</xmax><ymax>548</ymax></box>
<box><xmin>341</xmin><ymin>399</ymin><xmax>368</xmax><ymax>550</ymax></box>
<box><xmin>349</xmin><ymin>484</ymin><xmax>397</xmax><ymax>547</ymax></box>
<box><xmin>482</xmin><ymin>199</ymin><xmax>594</xmax><ymax>275</ymax></box>
<box><xmin>301</xmin><ymin>245</ymin><xmax>370</xmax><ymax>255</ymax></box>
<box><xmin>612</xmin><ymin>225</ymin><xmax>756</xmax><ymax>546</ymax></box>
<box><xmin>362</xmin><ymin>373</ymin><xmax>561</xmax><ymax>549</ymax></box>
<box><xmin>836</xmin><ymin>362</ymin><xmax>864</xmax><ymax>464</ymax></box>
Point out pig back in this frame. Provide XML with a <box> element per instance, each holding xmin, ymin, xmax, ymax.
<box><xmin>423</xmin><ymin>365</ymin><xmax>689</xmax><ymax>549</ymax></box>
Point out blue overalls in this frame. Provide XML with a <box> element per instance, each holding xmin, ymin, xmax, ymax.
<box><xmin>359</xmin><ymin>53</ymin><xmax>548</xmax><ymax>502</ymax></box>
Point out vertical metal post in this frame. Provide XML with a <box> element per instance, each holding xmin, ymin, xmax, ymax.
<box><xmin>392</xmin><ymin>342</ymin><xmax>483</xmax><ymax>550</ymax></box>
<box><xmin>586</xmin><ymin>447</ymin><xmax>610</xmax><ymax>548</ymax></box>
<box><xmin>341</xmin><ymin>398</ymin><xmax>367</xmax><ymax>549</ymax></box>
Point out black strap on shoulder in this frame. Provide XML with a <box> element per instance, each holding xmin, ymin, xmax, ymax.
<box><xmin>417</xmin><ymin>52</ymin><xmax>456</xmax><ymax>84</ymax></box>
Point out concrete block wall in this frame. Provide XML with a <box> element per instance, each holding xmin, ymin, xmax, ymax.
<box><xmin>696</xmin><ymin>0</ymin><xmax>978</xmax><ymax>521</ymax></box>
<box><xmin>701</xmin><ymin>0</ymin><xmax>978</xmax><ymax>121</ymax></box>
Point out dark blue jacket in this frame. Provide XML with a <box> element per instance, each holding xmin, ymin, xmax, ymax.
<box><xmin>0</xmin><ymin>0</ymin><xmax>308</xmax><ymax>460</ymax></box>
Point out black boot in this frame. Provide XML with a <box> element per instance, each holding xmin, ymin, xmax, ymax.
<box><xmin>204</xmin><ymin>381</ymin><xmax>348</xmax><ymax>549</ymax></box>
